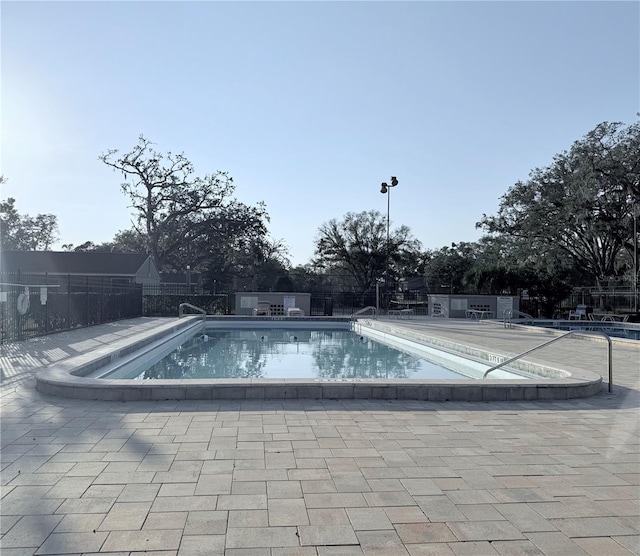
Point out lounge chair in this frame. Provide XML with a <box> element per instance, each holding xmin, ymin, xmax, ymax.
<box><xmin>253</xmin><ymin>301</ymin><xmax>271</xmax><ymax>316</ymax></box>
<box><xmin>568</xmin><ymin>304</ymin><xmax>587</xmax><ymax>320</ymax></box>
<box><xmin>388</xmin><ymin>308</ymin><xmax>415</xmax><ymax>319</ymax></box>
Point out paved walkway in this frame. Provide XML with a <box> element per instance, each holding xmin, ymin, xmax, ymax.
<box><xmin>1</xmin><ymin>317</ymin><xmax>639</xmax><ymax>555</ymax></box>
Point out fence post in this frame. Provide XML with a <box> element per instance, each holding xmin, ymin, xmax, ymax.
<box><xmin>100</xmin><ymin>277</ymin><xmax>104</xmax><ymax>323</ymax></box>
<box><xmin>67</xmin><ymin>274</ymin><xmax>71</xmax><ymax>330</ymax></box>
<box><xmin>16</xmin><ymin>269</ymin><xmax>22</xmax><ymax>341</ymax></box>
<box><xmin>86</xmin><ymin>276</ymin><xmax>90</xmax><ymax>326</ymax></box>
<box><xmin>45</xmin><ymin>272</ymin><xmax>49</xmax><ymax>335</ymax></box>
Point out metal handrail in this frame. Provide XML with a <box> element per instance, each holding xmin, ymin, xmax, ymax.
<box><xmin>503</xmin><ymin>309</ymin><xmax>534</xmax><ymax>328</ymax></box>
<box><xmin>179</xmin><ymin>303</ymin><xmax>207</xmax><ymax>321</ymax></box>
<box><xmin>351</xmin><ymin>306</ymin><xmax>377</xmax><ymax>320</ymax></box>
<box><xmin>483</xmin><ymin>330</ymin><xmax>613</xmax><ymax>393</ymax></box>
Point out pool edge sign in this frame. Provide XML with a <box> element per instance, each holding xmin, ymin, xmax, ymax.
<box><xmin>497</xmin><ymin>296</ymin><xmax>514</xmax><ymax>317</ymax></box>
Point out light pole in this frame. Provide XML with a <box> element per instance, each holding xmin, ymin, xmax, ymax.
<box><xmin>380</xmin><ymin>176</ymin><xmax>398</xmax><ymax>312</ymax></box>
<box><xmin>634</xmin><ymin>200</ymin><xmax>638</xmax><ymax>314</ymax></box>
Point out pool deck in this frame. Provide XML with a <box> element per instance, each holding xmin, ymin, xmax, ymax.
<box><xmin>1</xmin><ymin>317</ymin><xmax>639</xmax><ymax>555</ymax></box>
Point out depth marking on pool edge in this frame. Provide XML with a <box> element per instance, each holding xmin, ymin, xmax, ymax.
<box><xmin>315</xmin><ymin>379</ymin><xmax>374</xmax><ymax>382</ymax></box>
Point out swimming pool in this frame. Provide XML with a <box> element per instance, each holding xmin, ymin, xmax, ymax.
<box><xmin>98</xmin><ymin>326</ymin><xmax>528</xmax><ymax>381</ymax></box>
<box><xmin>523</xmin><ymin>320</ymin><xmax>640</xmax><ymax>341</ymax></box>
<box><xmin>35</xmin><ymin>317</ymin><xmax>605</xmax><ymax>401</ymax></box>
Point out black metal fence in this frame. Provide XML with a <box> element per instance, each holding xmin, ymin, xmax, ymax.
<box><xmin>521</xmin><ymin>289</ymin><xmax>639</xmax><ymax>320</ymax></box>
<box><xmin>313</xmin><ymin>291</ymin><xmax>429</xmax><ymax>316</ymax></box>
<box><xmin>562</xmin><ymin>289</ymin><xmax>638</xmax><ymax>315</ymax></box>
<box><xmin>143</xmin><ymin>283</ymin><xmax>205</xmax><ymax>296</ymax></box>
<box><xmin>141</xmin><ymin>291</ymin><xmax>430</xmax><ymax>318</ymax></box>
<box><xmin>143</xmin><ymin>293</ymin><xmax>231</xmax><ymax>317</ymax></box>
<box><xmin>143</xmin><ymin>293</ymin><xmax>340</xmax><ymax>317</ymax></box>
<box><xmin>1</xmin><ymin>273</ymin><xmax>143</xmax><ymax>344</ymax></box>
<box><xmin>6</xmin><ymin>274</ymin><xmax>635</xmax><ymax>344</ymax></box>
<box><xmin>310</xmin><ymin>295</ymin><xmax>334</xmax><ymax>316</ymax></box>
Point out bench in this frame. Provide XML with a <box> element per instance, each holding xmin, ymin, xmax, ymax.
<box><xmin>465</xmin><ymin>309</ymin><xmax>494</xmax><ymax>320</ymax></box>
<box><xmin>388</xmin><ymin>308</ymin><xmax>415</xmax><ymax>319</ymax></box>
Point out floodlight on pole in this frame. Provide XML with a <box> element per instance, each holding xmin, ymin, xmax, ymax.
<box><xmin>379</xmin><ymin>176</ymin><xmax>398</xmax><ymax>312</ymax></box>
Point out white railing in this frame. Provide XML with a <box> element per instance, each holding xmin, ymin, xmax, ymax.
<box><xmin>179</xmin><ymin>303</ymin><xmax>207</xmax><ymax>321</ymax></box>
<box><xmin>483</xmin><ymin>330</ymin><xmax>613</xmax><ymax>393</ymax></box>
<box><xmin>351</xmin><ymin>306</ymin><xmax>377</xmax><ymax>320</ymax></box>
<box><xmin>503</xmin><ymin>309</ymin><xmax>534</xmax><ymax>328</ymax></box>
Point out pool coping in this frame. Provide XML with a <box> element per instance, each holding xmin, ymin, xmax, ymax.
<box><xmin>505</xmin><ymin>319</ymin><xmax>640</xmax><ymax>346</ymax></box>
<box><xmin>35</xmin><ymin>316</ymin><xmax>604</xmax><ymax>402</ymax></box>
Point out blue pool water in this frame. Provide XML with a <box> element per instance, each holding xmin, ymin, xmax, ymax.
<box><xmin>530</xmin><ymin>322</ymin><xmax>640</xmax><ymax>341</ymax></box>
<box><xmin>116</xmin><ymin>328</ymin><xmax>482</xmax><ymax>380</ymax></box>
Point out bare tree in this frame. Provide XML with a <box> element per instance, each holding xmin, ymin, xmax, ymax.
<box><xmin>100</xmin><ymin>135</ymin><xmax>269</xmax><ymax>270</ymax></box>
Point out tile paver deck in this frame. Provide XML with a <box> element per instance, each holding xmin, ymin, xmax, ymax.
<box><xmin>1</xmin><ymin>317</ymin><xmax>639</xmax><ymax>555</ymax></box>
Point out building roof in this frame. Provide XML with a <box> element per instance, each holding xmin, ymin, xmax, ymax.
<box><xmin>0</xmin><ymin>250</ymin><xmax>155</xmax><ymax>276</ymax></box>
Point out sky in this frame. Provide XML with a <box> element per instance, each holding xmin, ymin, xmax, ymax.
<box><xmin>2</xmin><ymin>1</ymin><xmax>639</xmax><ymax>267</ymax></box>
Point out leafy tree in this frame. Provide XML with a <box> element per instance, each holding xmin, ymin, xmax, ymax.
<box><xmin>454</xmin><ymin>233</ymin><xmax>578</xmax><ymax>316</ymax></box>
<box><xmin>464</xmin><ymin>264</ymin><xmax>524</xmax><ymax>295</ymax></box>
<box><xmin>61</xmin><ymin>241</ymin><xmax>96</xmax><ymax>251</ymax></box>
<box><xmin>576</xmin><ymin>121</ymin><xmax>640</xmax><ymax>278</ymax></box>
<box><xmin>200</xmin><ymin>236</ymin><xmax>290</xmax><ymax>293</ymax></box>
<box><xmin>313</xmin><ymin>210</ymin><xmax>422</xmax><ymax>294</ymax></box>
<box><xmin>0</xmin><ymin>195</ymin><xmax>59</xmax><ymax>251</ymax></box>
<box><xmin>423</xmin><ymin>242</ymin><xmax>478</xmax><ymax>294</ymax></box>
<box><xmin>246</xmin><ymin>238</ymin><xmax>292</xmax><ymax>291</ymax></box>
<box><xmin>61</xmin><ymin>229</ymin><xmax>149</xmax><ymax>254</ymax></box>
<box><xmin>100</xmin><ymin>135</ymin><xmax>269</xmax><ymax>270</ymax></box>
<box><xmin>289</xmin><ymin>264</ymin><xmax>327</xmax><ymax>292</ymax></box>
<box><xmin>478</xmin><ymin>120</ymin><xmax>640</xmax><ymax>286</ymax></box>
<box><xmin>272</xmin><ymin>274</ymin><xmax>295</xmax><ymax>292</ymax></box>
<box><xmin>109</xmin><ymin>229</ymin><xmax>149</xmax><ymax>253</ymax></box>
<box><xmin>524</xmin><ymin>270</ymin><xmax>573</xmax><ymax>318</ymax></box>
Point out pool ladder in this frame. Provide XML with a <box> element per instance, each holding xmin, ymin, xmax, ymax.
<box><xmin>179</xmin><ymin>303</ymin><xmax>207</xmax><ymax>322</ymax></box>
<box><xmin>503</xmin><ymin>309</ymin><xmax>534</xmax><ymax>328</ymax></box>
<box><xmin>483</xmin><ymin>330</ymin><xmax>613</xmax><ymax>393</ymax></box>
<box><xmin>351</xmin><ymin>306</ymin><xmax>377</xmax><ymax>320</ymax></box>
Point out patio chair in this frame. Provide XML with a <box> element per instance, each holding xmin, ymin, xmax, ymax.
<box><xmin>568</xmin><ymin>304</ymin><xmax>587</xmax><ymax>320</ymax></box>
